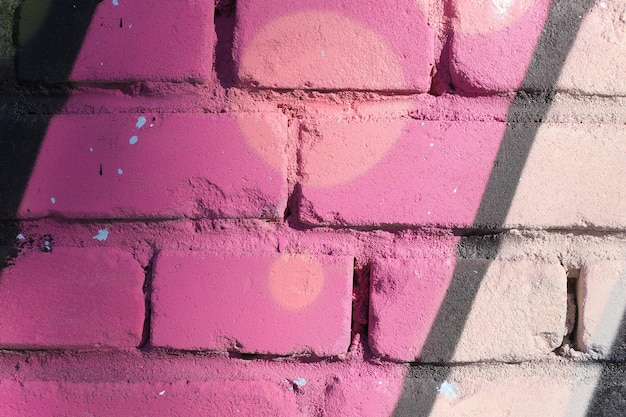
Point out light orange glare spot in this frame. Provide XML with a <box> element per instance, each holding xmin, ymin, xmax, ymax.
<box><xmin>237</xmin><ymin>114</ymin><xmax>284</xmax><ymax>173</ymax></box>
<box><xmin>239</xmin><ymin>10</ymin><xmax>405</xmax><ymax>90</ymax></box>
<box><xmin>453</xmin><ymin>0</ymin><xmax>535</xmax><ymax>33</ymax></box>
<box><xmin>302</xmin><ymin>119</ymin><xmax>405</xmax><ymax>187</ymax></box>
<box><xmin>268</xmin><ymin>254</ymin><xmax>324</xmax><ymax>310</ymax></box>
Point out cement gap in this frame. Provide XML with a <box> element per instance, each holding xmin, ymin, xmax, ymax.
<box><xmin>556</xmin><ymin>265</ymin><xmax>582</xmax><ymax>355</ymax></box>
<box><xmin>138</xmin><ymin>258</ymin><xmax>154</xmax><ymax>350</ymax></box>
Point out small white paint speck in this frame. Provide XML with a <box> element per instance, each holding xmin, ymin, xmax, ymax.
<box><xmin>50</xmin><ymin>197</ymin><xmax>56</xmax><ymax>204</ymax></box>
<box><xmin>129</xmin><ymin>23</ymin><xmax>133</xmax><ymax>28</ymax></box>
<box><xmin>100</xmin><ymin>62</ymin><xmax>104</xmax><ymax>66</ymax></box>
<box><xmin>158</xmin><ymin>390</ymin><xmax>166</xmax><ymax>396</ymax></box>
<box><xmin>112</xmin><ymin>0</ymin><xmax>119</xmax><ymax>5</ymax></box>
<box><xmin>427</xmin><ymin>210</ymin><xmax>432</xmax><ymax>215</ymax></box>
<box><xmin>136</xmin><ymin>116</ymin><xmax>147</xmax><ymax>129</ymax></box>
<box><xmin>16</xmin><ymin>234</ymin><xmax>25</xmax><ymax>240</ymax></box>
<box><xmin>429</xmin><ymin>143</ymin><xmax>434</xmax><ymax>147</ymax></box>
<box><xmin>129</xmin><ymin>135</ymin><xmax>138</xmax><ymax>145</ymax></box>
<box><xmin>93</xmin><ymin>229</ymin><xmax>109</xmax><ymax>242</ymax></box>
<box><xmin>600</xmin><ymin>2</ymin><xmax>607</xmax><ymax>8</ymax></box>
<box><xmin>321</xmin><ymin>50</ymin><xmax>326</xmax><ymax>57</ymax></box>
<box><xmin>453</xmin><ymin>186</ymin><xmax>458</xmax><ymax>193</ymax></box>
<box><xmin>377</xmin><ymin>380</ymin><xmax>383</xmax><ymax>385</ymax></box>
<box><xmin>293</xmin><ymin>378</ymin><xmax>307</xmax><ymax>387</ymax></box>
<box><xmin>117</xmin><ymin>168</ymin><xmax>123</xmax><ymax>175</ymax></box>
<box><xmin>89</xmin><ymin>147</ymin><xmax>94</xmax><ymax>152</ymax></box>
<box><xmin>149</xmin><ymin>124</ymin><xmax>154</xmax><ymax>128</ymax></box>
<box><xmin>438</xmin><ymin>380</ymin><xmax>458</xmax><ymax>399</ymax></box>
<box><xmin>44</xmin><ymin>241</ymin><xmax>51</xmax><ymax>251</ymax></box>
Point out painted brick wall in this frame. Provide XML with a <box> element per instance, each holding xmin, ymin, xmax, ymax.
<box><xmin>0</xmin><ymin>0</ymin><xmax>625</xmax><ymax>415</ymax></box>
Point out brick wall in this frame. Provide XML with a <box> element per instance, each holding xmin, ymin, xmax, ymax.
<box><xmin>0</xmin><ymin>0</ymin><xmax>625</xmax><ymax>415</ymax></box>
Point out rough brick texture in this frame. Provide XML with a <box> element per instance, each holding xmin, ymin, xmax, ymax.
<box><xmin>369</xmin><ymin>257</ymin><xmax>566</xmax><ymax>362</ymax></box>
<box><xmin>17</xmin><ymin>0</ymin><xmax>214</xmax><ymax>82</ymax></box>
<box><xmin>151</xmin><ymin>251</ymin><xmax>353</xmax><ymax>356</ymax></box>
<box><xmin>234</xmin><ymin>0</ymin><xmax>434</xmax><ymax>91</ymax></box>
<box><xmin>13</xmin><ymin>113</ymin><xmax>287</xmax><ymax>220</ymax></box>
<box><xmin>0</xmin><ymin>247</ymin><xmax>144</xmax><ymax>349</ymax></box>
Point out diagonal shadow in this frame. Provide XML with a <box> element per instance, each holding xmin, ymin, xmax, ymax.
<box><xmin>392</xmin><ymin>1</ymin><xmax>594</xmax><ymax>415</ymax></box>
<box><xmin>0</xmin><ymin>0</ymin><xmax>101</xmax><ymax>266</ymax></box>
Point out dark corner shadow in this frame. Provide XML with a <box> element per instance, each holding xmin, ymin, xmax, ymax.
<box><xmin>392</xmin><ymin>1</ymin><xmax>595</xmax><ymax>415</ymax></box>
<box><xmin>0</xmin><ymin>0</ymin><xmax>101</xmax><ymax>266</ymax></box>
<box><xmin>584</xmin><ymin>296</ymin><xmax>626</xmax><ymax>416</ymax></box>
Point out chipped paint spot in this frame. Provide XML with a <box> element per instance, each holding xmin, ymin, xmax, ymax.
<box><xmin>158</xmin><ymin>390</ymin><xmax>166</xmax><ymax>396</ymax></box>
<box><xmin>50</xmin><ymin>197</ymin><xmax>56</xmax><ymax>204</ymax></box>
<box><xmin>16</xmin><ymin>234</ymin><xmax>25</xmax><ymax>240</ymax></box>
<box><xmin>93</xmin><ymin>229</ymin><xmax>109</xmax><ymax>242</ymax></box>
<box><xmin>292</xmin><ymin>378</ymin><xmax>307</xmax><ymax>387</ymax></box>
<box><xmin>438</xmin><ymin>380</ymin><xmax>459</xmax><ymax>399</ymax></box>
<box><xmin>136</xmin><ymin>116</ymin><xmax>147</xmax><ymax>129</ymax></box>
<box><xmin>112</xmin><ymin>0</ymin><xmax>119</xmax><ymax>5</ymax></box>
<box><xmin>117</xmin><ymin>168</ymin><xmax>123</xmax><ymax>175</ymax></box>
<box><xmin>44</xmin><ymin>241</ymin><xmax>51</xmax><ymax>252</ymax></box>
<box><xmin>129</xmin><ymin>136</ymin><xmax>138</xmax><ymax>145</ymax></box>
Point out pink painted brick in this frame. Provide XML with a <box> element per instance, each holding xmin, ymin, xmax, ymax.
<box><xmin>369</xmin><ymin>257</ymin><xmax>566</xmax><ymax>362</ymax></box>
<box><xmin>449</xmin><ymin>0</ymin><xmax>550</xmax><ymax>93</ymax></box>
<box><xmin>234</xmin><ymin>0</ymin><xmax>434</xmax><ymax>91</ymax></box>
<box><xmin>151</xmin><ymin>251</ymin><xmax>353</xmax><ymax>356</ymax></box>
<box><xmin>0</xmin><ymin>247</ymin><xmax>144</xmax><ymax>349</ymax></box>
<box><xmin>19</xmin><ymin>0</ymin><xmax>214</xmax><ymax>82</ymax></box>
<box><xmin>298</xmin><ymin>120</ymin><xmax>503</xmax><ymax>228</ymax></box>
<box><xmin>17</xmin><ymin>113</ymin><xmax>287</xmax><ymax>220</ymax></box>
<box><xmin>0</xmin><ymin>379</ymin><xmax>299</xmax><ymax>417</ymax></box>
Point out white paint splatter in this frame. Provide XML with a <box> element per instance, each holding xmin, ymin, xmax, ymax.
<box><xmin>129</xmin><ymin>135</ymin><xmax>138</xmax><ymax>145</ymax></box>
<box><xmin>149</xmin><ymin>124</ymin><xmax>154</xmax><ymax>128</ymax></box>
<box><xmin>158</xmin><ymin>390</ymin><xmax>166</xmax><ymax>396</ymax></box>
<box><xmin>50</xmin><ymin>197</ymin><xmax>56</xmax><ymax>204</ymax></box>
<box><xmin>600</xmin><ymin>2</ymin><xmax>607</xmax><ymax>8</ymax></box>
<box><xmin>16</xmin><ymin>234</ymin><xmax>25</xmax><ymax>240</ymax></box>
<box><xmin>453</xmin><ymin>186</ymin><xmax>458</xmax><ymax>193</ymax></box>
<box><xmin>438</xmin><ymin>380</ymin><xmax>459</xmax><ymax>399</ymax></box>
<box><xmin>89</xmin><ymin>147</ymin><xmax>94</xmax><ymax>152</ymax></box>
<box><xmin>117</xmin><ymin>168</ymin><xmax>123</xmax><ymax>175</ymax></box>
<box><xmin>112</xmin><ymin>0</ymin><xmax>119</xmax><ymax>5</ymax></box>
<box><xmin>492</xmin><ymin>0</ymin><xmax>514</xmax><ymax>16</ymax></box>
<box><xmin>427</xmin><ymin>210</ymin><xmax>432</xmax><ymax>216</ymax></box>
<box><xmin>292</xmin><ymin>378</ymin><xmax>307</xmax><ymax>387</ymax></box>
<box><xmin>429</xmin><ymin>143</ymin><xmax>434</xmax><ymax>147</ymax></box>
<box><xmin>136</xmin><ymin>116</ymin><xmax>147</xmax><ymax>129</ymax></box>
<box><xmin>93</xmin><ymin>229</ymin><xmax>109</xmax><ymax>241</ymax></box>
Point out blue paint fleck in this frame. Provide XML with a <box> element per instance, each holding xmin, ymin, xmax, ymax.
<box><xmin>136</xmin><ymin>116</ymin><xmax>147</xmax><ymax>129</ymax></box>
<box><xmin>16</xmin><ymin>234</ymin><xmax>25</xmax><ymax>240</ymax></box>
<box><xmin>129</xmin><ymin>136</ymin><xmax>138</xmax><ymax>145</ymax></box>
<box><xmin>93</xmin><ymin>229</ymin><xmax>109</xmax><ymax>242</ymax></box>
<box><xmin>292</xmin><ymin>378</ymin><xmax>306</xmax><ymax>387</ymax></box>
<box><xmin>50</xmin><ymin>197</ymin><xmax>56</xmax><ymax>204</ymax></box>
<box><xmin>438</xmin><ymin>380</ymin><xmax>458</xmax><ymax>399</ymax></box>
<box><xmin>112</xmin><ymin>0</ymin><xmax>119</xmax><ymax>5</ymax></box>
<box><xmin>117</xmin><ymin>168</ymin><xmax>123</xmax><ymax>175</ymax></box>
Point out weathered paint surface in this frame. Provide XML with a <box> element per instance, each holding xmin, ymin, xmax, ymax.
<box><xmin>0</xmin><ymin>0</ymin><xmax>625</xmax><ymax>415</ymax></box>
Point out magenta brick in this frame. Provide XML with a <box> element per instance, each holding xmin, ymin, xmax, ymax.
<box><xmin>297</xmin><ymin>120</ymin><xmax>504</xmax><ymax>228</ymax></box>
<box><xmin>0</xmin><ymin>379</ymin><xmax>298</xmax><ymax>417</ymax></box>
<box><xmin>17</xmin><ymin>113</ymin><xmax>287</xmax><ymax>220</ymax></box>
<box><xmin>369</xmin><ymin>256</ymin><xmax>566</xmax><ymax>362</ymax></box>
<box><xmin>0</xmin><ymin>247</ymin><xmax>144</xmax><ymax>349</ymax></box>
<box><xmin>234</xmin><ymin>0</ymin><xmax>434</xmax><ymax>91</ymax></box>
<box><xmin>19</xmin><ymin>0</ymin><xmax>214</xmax><ymax>82</ymax></box>
<box><xmin>449</xmin><ymin>0</ymin><xmax>550</xmax><ymax>92</ymax></box>
<box><xmin>151</xmin><ymin>251</ymin><xmax>353</xmax><ymax>356</ymax></box>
